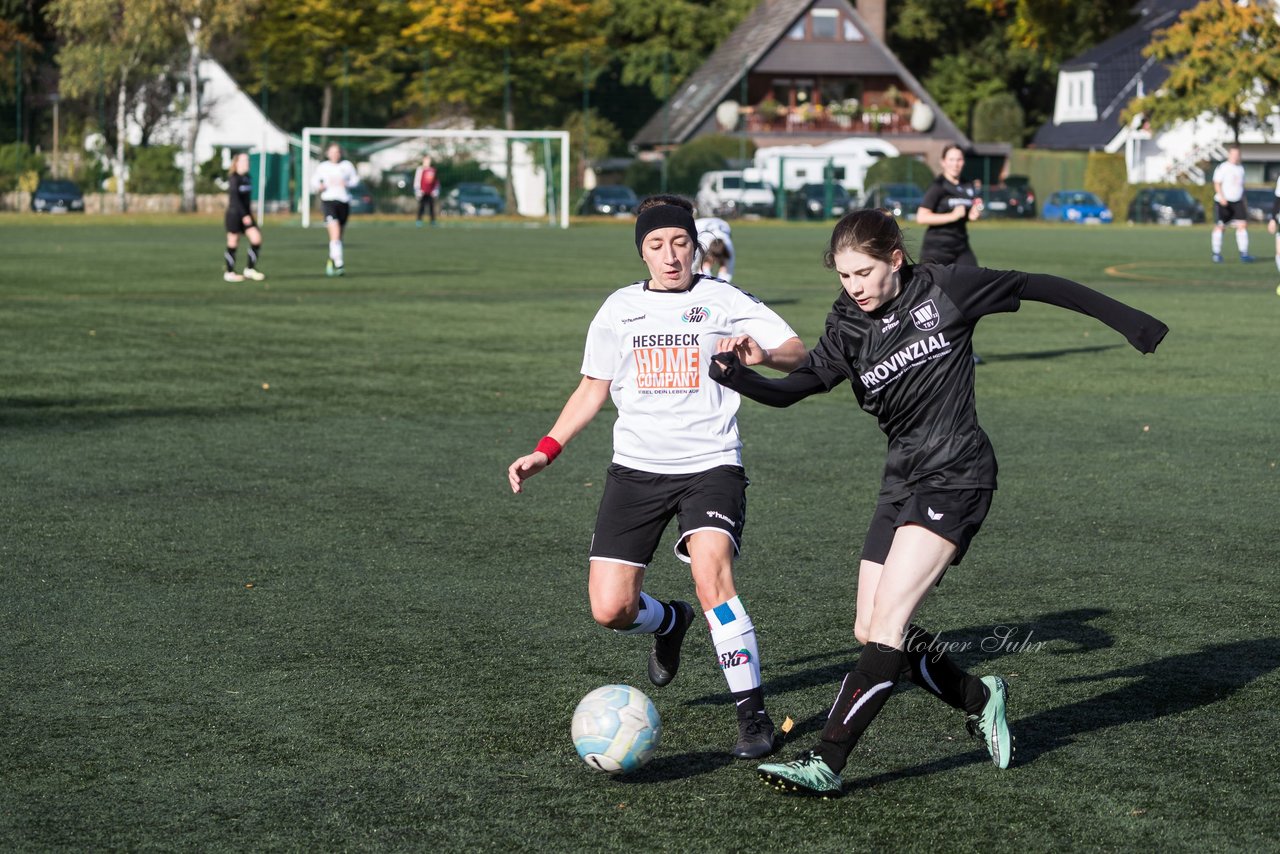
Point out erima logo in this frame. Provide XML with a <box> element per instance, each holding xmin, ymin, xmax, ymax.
<box><xmin>881</xmin><ymin>313</ymin><xmax>900</xmax><ymax>333</ymax></box>
<box><xmin>859</xmin><ymin>332</ymin><xmax>952</xmax><ymax>388</ymax></box>
<box><xmin>621</xmin><ymin>314</ymin><xmax>646</xmax><ymax>324</ymax></box>
<box><xmin>720</xmin><ymin>649</ymin><xmax>752</xmax><ymax>669</ymax></box>
<box><xmin>928</xmin><ymin>507</ymin><xmax>944</xmax><ymax>521</ymax></box>
<box><xmin>682</xmin><ymin>306</ymin><xmax>709</xmax><ymax>323</ymax></box>
<box><xmin>910</xmin><ymin>299</ymin><xmax>941</xmax><ymax>331</ymax></box>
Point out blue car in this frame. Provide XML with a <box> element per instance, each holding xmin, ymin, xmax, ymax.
<box><xmin>1041</xmin><ymin>190</ymin><xmax>1112</xmax><ymax>224</ymax></box>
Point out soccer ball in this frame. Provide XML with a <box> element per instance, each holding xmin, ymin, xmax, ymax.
<box><xmin>571</xmin><ymin>684</ymin><xmax>661</xmax><ymax>773</ymax></box>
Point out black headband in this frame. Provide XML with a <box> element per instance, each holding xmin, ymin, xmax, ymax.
<box><xmin>634</xmin><ymin>205</ymin><xmax>698</xmax><ymax>256</ymax></box>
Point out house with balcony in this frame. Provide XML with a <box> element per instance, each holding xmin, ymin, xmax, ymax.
<box><xmin>629</xmin><ymin>0</ymin><xmax>983</xmax><ymax>169</ymax></box>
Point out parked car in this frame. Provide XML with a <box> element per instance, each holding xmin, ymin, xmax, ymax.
<box><xmin>786</xmin><ymin>182</ymin><xmax>853</xmax><ymax>220</ymax></box>
<box><xmin>1244</xmin><ymin>186</ymin><xmax>1276</xmax><ymax>222</ymax></box>
<box><xmin>1126</xmin><ymin>188</ymin><xmax>1205</xmax><ymax>225</ymax></box>
<box><xmin>347</xmin><ymin>180</ymin><xmax>376</xmax><ymax>214</ymax></box>
<box><xmin>984</xmin><ymin>175</ymin><xmax>1036</xmax><ymax>219</ymax></box>
<box><xmin>695</xmin><ymin>169</ymin><xmax>775</xmax><ymax>218</ymax></box>
<box><xmin>1041</xmin><ymin>190</ymin><xmax>1112</xmax><ymax>224</ymax></box>
<box><xmin>30</xmin><ymin>179</ymin><xmax>85</xmax><ymax>213</ymax></box>
<box><xmin>442</xmin><ymin>182</ymin><xmax>506</xmax><ymax>216</ymax></box>
<box><xmin>861</xmin><ymin>183</ymin><xmax>926</xmax><ymax>219</ymax></box>
<box><xmin>577</xmin><ymin>184</ymin><xmax>639</xmax><ymax>216</ymax></box>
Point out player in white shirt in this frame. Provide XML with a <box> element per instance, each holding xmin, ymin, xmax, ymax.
<box><xmin>696</xmin><ymin>216</ymin><xmax>735</xmax><ymax>280</ymax></box>
<box><xmin>508</xmin><ymin>195</ymin><xmax>805</xmax><ymax>759</ymax></box>
<box><xmin>1210</xmin><ymin>144</ymin><xmax>1252</xmax><ymax>264</ymax></box>
<box><xmin>311</xmin><ymin>143</ymin><xmax>360</xmax><ymax>276</ymax></box>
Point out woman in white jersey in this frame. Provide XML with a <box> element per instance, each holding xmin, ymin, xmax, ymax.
<box><xmin>1211</xmin><ymin>145</ymin><xmax>1253</xmax><ymax>264</ymax></box>
<box><xmin>311</xmin><ymin>143</ymin><xmax>360</xmax><ymax>276</ymax></box>
<box><xmin>508</xmin><ymin>195</ymin><xmax>805</xmax><ymax>759</ymax></box>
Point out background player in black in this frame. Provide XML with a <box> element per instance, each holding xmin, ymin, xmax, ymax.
<box><xmin>223</xmin><ymin>152</ymin><xmax>264</xmax><ymax>282</ymax></box>
<box><xmin>710</xmin><ymin>209</ymin><xmax>1168</xmax><ymax>797</ymax></box>
<box><xmin>915</xmin><ymin>144</ymin><xmax>982</xmax><ymax>266</ymax></box>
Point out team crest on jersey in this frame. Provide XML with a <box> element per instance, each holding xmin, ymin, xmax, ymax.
<box><xmin>682</xmin><ymin>306</ymin><xmax>709</xmax><ymax>323</ymax></box>
<box><xmin>909</xmin><ymin>299</ymin><xmax>941</xmax><ymax>331</ymax></box>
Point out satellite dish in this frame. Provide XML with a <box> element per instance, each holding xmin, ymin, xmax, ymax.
<box><xmin>910</xmin><ymin>101</ymin><xmax>935</xmax><ymax>133</ymax></box>
<box><xmin>715</xmin><ymin>100</ymin><xmax>741</xmax><ymax>131</ymax></box>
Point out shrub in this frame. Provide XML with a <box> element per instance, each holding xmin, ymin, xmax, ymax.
<box><xmin>665</xmin><ymin>134</ymin><xmax>756</xmax><ymax>195</ymax></box>
<box><xmin>0</xmin><ymin>143</ymin><xmax>46</xmax><ymax>192</ymax></box>
<box><xmin>1083</xmin><ymin>151</ymin><xmax>1128</xmax><ymax>211</ymax></box>
<box><xmin>864</xmin><ymin>155</ymin><xmax>931</xmax><ymax>190</ymax></box>
<box><xmin>971</xmin><ymin>92</ymin><xmax>1025</xmax><ymax>145</ymax></box>
<box><xmin>128</xmin><ymin>145</ymin><xmax>181</xmax><ymax>193</ymax></box>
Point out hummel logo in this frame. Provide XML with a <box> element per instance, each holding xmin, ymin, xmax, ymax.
<box><xmin>927</xmin><ymin>507</ymin><xmax>944</xmax><ymax>521</ymax></box>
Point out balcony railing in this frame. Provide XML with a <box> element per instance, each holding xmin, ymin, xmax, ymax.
<box><xmin>744</xmin><ymin>107</ymin><xmax>911</xmax><ymax>135</ymax></box>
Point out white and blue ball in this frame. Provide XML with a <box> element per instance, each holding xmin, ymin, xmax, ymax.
<box><xmin>571</xmin><ymin>684</ymin><xmax>661</xmax><ymax>773</ymax></box>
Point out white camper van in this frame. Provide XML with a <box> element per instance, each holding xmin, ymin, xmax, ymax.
<box><xmin>753</xmin><ymin>139</ymin><xmax>900</xmax><ymax>198</ymax></box>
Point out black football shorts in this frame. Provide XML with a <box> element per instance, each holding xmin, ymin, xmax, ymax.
<box><xmin>590</xmin><ymin>464</ymin><xmax>747</xmax><ymax>567</ymax></box>
<box><xmin>861</xmin><ymin>488</ymin><xmax>993</xmax><ymax>567</ymax></box>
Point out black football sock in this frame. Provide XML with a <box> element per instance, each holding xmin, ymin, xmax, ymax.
<box><xmin>731</xmin><ymin>686</ymin><xmax>766</xmax><ymax>722</ymax></box>
<box><xmin>248</xmin><ymin>243</ymin><xmax>261</xmax><ymax>269</ymax></box>
<box><xmin>903</xmin><ymin>624</ymin><xmax>988</xmax><ymax>715</ymax></box>
<box><xmin>224</xmin><ymin>246</ymin><xmax>237</xmax><ymax>272</ymax></box>
<box><xmin>814</xmin><ymin>643</ymin><xmax>904</xmax><ymax>773</ymax></box>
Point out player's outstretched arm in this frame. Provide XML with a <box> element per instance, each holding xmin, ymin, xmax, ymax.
<box><xmin>508</xmin><ymin>375</ymin><xmax>611</xmax><ymax>494</ymax></box>
<box><xmin>715</xmin><ymin>335</ymin><xmax>806</xmax><ymax>372</ymax></box>
<box><xmin>709</xmin><ymin>352</ymin><xmax>828</xmax><ymax>408</ymax></box>
<box><xmin>1020</xmin><ymin>274</ymin><xmax>1168</xmax><ymax>354</ymax></box>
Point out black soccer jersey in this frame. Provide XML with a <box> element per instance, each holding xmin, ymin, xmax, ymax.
<box><xmin>919</xmin><ymin>176</ymin><xmax>977</xmax><ymax>262</ymax></box>
<box><xmin>714</xmin><ymin>265</ymin><xmax>1167</xmax><ymax>502</ymax></box>
<box><xmin>805</xmin><ymin>264</ymin><xmax>1017</xmax><ymax>499</ymax></box>
<box><xmin>228</xmin><ymin>172</ymin><xmax>252</xmax><ymax>221</ymax></box>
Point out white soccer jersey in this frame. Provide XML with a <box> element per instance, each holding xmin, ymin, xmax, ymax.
<box><xmin>695</xmin><ymin>217</ymin><xmax>736</xmax><ymax>279</ymax></box>
<box><xmin>581</xmin><ymin>275</ymin><xmax>797</xmax><ymax>474</ymax></box>
<box><xmin>1213</xmin><ymin>161</ymin><xmax>1245</xmax><ymax>202</ymax></box>
<box><xmin>312</xmin><ymin>160</ymin><xmax>359</xmax><ymax>202</ymax></box>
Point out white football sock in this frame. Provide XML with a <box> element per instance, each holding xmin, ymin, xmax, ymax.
<box><xmin>1236</xmin><ymin>229</ymin><xmax>1249</xmax><ymax>254</ymax></box>
<box><xmin>707</xmin><ymin>595</ymin><xmax>761</xmax><ymax>693</ymax></box>
<box><xmin>1212</xmin><ymin>230</ymin><xmax>1224</xmax><ymax>255</ymax></box>
<box><xmin>330</xmin><ymin>239</ymin><xmax>344</xmax><ymax>266</ymax></box>
<box><xmin>613</xmin><ymin>591</ymin><xmax>667</xmax><ymax>635</ymax></box>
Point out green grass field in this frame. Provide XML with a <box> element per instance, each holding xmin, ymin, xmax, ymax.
<box><xmin>2</xmin><ymin>213</ymin><xmax>1278</xmax><ymax>851</ymax></box>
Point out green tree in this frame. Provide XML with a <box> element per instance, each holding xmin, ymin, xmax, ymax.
<box><xmin>51</xmin><ymin>0</ymin><xmax>171</xmax><ymax>211</ymax></box>
<box><xmin>602</xmin><ymin>0</ymin><xmax>756</xmax><ymax>100</ymax></box>
<box><xmin>404</xmin><ymin>0</ymin><xmax>606</xmax><ymax>126</ymax></box>
<box><xmin>1123</xmin><ymin>0</ymin><xmax>1280</xmax><ymax>142</ymax></box>
<box><xmin>251</xmin><ymin>0</ymin><xmax>414</xmax><ymax>132</ymax></box>
<box><xmin>404</xmin><ymin>0</ymin><xmax>607</xmax><ymax>210</ymax></box>
<box><xmin>562</xmin><ymin>108</ymin><xmax>622</xmax><ymax>192</ymax></box>
<box><xmin>889</xmin><ymin>0</ymin><xmax>1136</xmax><ymax>138</ymax></box>
<box><xmin>168</xmin><ymin>0</ymin><xmax>260</xmax><ymax>211</ymax></box>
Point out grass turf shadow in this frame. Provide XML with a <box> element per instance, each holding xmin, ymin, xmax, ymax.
<box><xmin>844</xmin><ymin>636</ymin><xmax>1280</xmax><ymax>787</ymax></box>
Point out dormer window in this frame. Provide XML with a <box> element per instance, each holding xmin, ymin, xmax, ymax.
<box><xmin>812</xmin><ymin>9</ymin><xmax>838</xmax><ymax>39</ymax></box>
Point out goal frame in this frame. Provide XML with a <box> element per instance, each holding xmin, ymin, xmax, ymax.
<box><xmin>300</xmin><ymin>127</ymin><xmax>572</xmax><ymax>229</ymax></box>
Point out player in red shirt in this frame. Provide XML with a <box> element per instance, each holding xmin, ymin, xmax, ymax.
<box><xmin>413</xmin><ymin>155</ymin><xmax>440</xmax><ymax>227</ymax></box>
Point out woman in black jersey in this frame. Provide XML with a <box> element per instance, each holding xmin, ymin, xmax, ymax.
<box><xmin>710</xmin><ymin>209</ymin><xmax>1167</xmax><ymax>797</ymax></box>
<box><xmin>916</xmin><ymin>144</ymin><xmax>982</xmax><ymax>266</ymax></box>
<box><xmin>223</xmin><ymin>153</ymin><xmax>264</xmax><ymax>282</ymax></box>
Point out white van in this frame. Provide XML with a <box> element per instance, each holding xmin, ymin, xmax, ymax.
<box><xmin>753</xmin><ymin>139</ymin><xmax>900</xmax><ymax>197</ymax></box>
<box><xmin>695</xmin><ymin>169</ymin><xmax>776</xmax><ymax>218</ymax></box>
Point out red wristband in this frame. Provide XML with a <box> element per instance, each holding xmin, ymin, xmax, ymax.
<box><xmin>535</xmin><ymin>436</ymin><xmax>563</xmax><ymax>463</ymax></box>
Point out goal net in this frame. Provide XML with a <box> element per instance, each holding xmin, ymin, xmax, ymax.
<box><xmin>299</xmin><ymin>127</ymin><xmax>570</xmax><ymax>228</ymax></box>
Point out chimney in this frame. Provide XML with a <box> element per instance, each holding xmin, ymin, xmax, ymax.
<box><xmin>856</xmin><ymin>0</ymin><xmax>886</xmax><ymax>43</ymax></box>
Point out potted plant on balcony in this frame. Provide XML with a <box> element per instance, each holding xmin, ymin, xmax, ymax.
<box><xmin>829</xmin><ymin>98</ymin><xmax>859</xmax><ymax>129</ymax></box>
<box><xmin>756</xmin><ymin>97</ymin><xmax>782</xmax><ymax>126</ymax></box>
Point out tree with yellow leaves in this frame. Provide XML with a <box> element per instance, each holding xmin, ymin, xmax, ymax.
<box><xmin>1124</xmin><ymin>0</ymin><xmax>1280</xmax><ymax>142</ymax></box>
